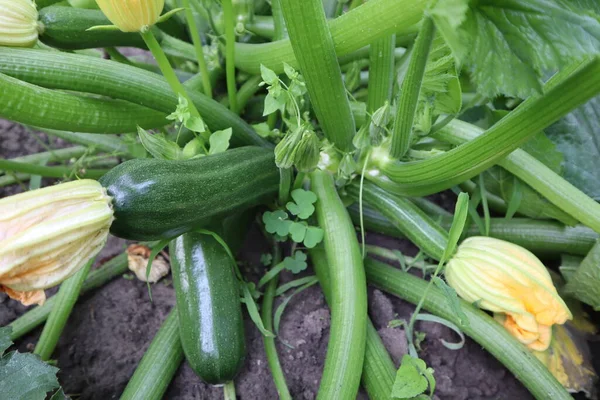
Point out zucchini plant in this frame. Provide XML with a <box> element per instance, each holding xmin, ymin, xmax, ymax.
<box><xmin>1</xmin><ymin>0</ymin><xmax>600</xmax><ymax>399</ymax></box>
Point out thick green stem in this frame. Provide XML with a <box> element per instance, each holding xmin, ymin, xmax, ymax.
<box><xmin>349</xmin><ymin>203</ymin><xmax>598</xmax><ymax>258</ymax></box>
<box><xmin>0</xmin><ymin>49</ymin><xmax>268</xmax><ymax>147</ymax></box>
<box><xmin>260</xmin><ymin>246</ymin><xmax>292</xmax><ymax>400</ymax></box>
<box><xmin>310</xmin><ymin>248</ymin><xmax>396</xmax><ymax>400</ymax></box>
<box><xmin>235</xmin><ymin>0</ymin><xmax>424</xmax><ymax>75</ymax></box>
<box><xmin>390</xmin><ymin>17</ymin><xmax>434</xmax><ymax>158</ymax></box>
<box><xmin>9</xmin><ymin>253</ymin><xmax>129</xmax><ymax>341</ymax></box>
<box><xmin>365</xmin><ymin>258</ymin><xmax>572</xmax><ymax>400</ymax></box>
<box><xmin>367</xmin><ymin>34</ymin><xmax>396</xmax><ymax>113</ymax></box>
<box><xmin>310</xmin><ymin>170</ymin><xmax>367</xmax><ymax>399</ymax></box>
<box><xmin>223</xmin><ymin>381</ymin><xmax>237</xmax><ymax>400</ymax></box>
<box><xmin>0</xmin><ymin>146</ymin><xmax>87</xmax><ymax>175</ymax></box>
<box><xmin>120</xmin><ymin>310</ymin><xmax>183</xmax><ymax>400</ymax></box>
<box><xmin>271</xmin><ymin>0</ymin><xmax>287</xmax><ymax>40</ymax></box>
<box><xmin>42</xmin><ymin>130</ymin><xmax>128</xmax><ymax>154</ymax></box>
<box><xmin>280</xmin><ymin>0</ymin><xmax>356</xmax><ymax>150</ymax></box>
<box><xmin>222</xmin><ymin>0</ymin><xmax>239</xmax><ymax>113</ymax></box>
<box><xmin>140</xmin><ymin>29</ymin><xmax>204</xmax><ymax>122</ymax></box>
<box><xmin>347</xmin><ymin>181</ymin><xmax>448</xmax><ymax>260</ymax></box>
<box><xmin>0</xmin><ymin>159</ymin><xmax>108</xmax><ymax>179</ymax></box>
<box><xmin>34</xmin><ymin>259</ymin><xmax>93</xmax><ymax>360</ymax></box>
<box><xmin>182</xmin><ymin>0</ymin><xmax>213</xmax><ymax>98</ymax></box>
<box><xmin>435</xmin><ymin>118</ymin><xmax>600</xmax><ymax>234</ymax></box>
<box><xmin>376</xmin><ymin>57</ymin><xmax>600</xmax><ymax>196</ymax></box>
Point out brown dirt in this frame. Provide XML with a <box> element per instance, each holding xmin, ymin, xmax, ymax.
<box><xmin>0</xmin><ymin>122</ymin><xmax>534</xmax><ymax>399</ymax></box>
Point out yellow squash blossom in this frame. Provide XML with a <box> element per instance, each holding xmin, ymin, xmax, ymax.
<box><xmin>95</xmin><ymin>0</ymin><xmax>165</xmax><ymax>32</ymax></box>
<box><xmin>0</xmin><ymin>0</ymin><xmax>39</xmax><ymax>47</ymax></box>
<box><xmin>0</xmin><ymin>180</ymin><xmax>113</xmax><ymax>305</ymax></box>
<box><xmin>446</xmin><ymin>236</ymin><xmax>572</xmax><ymax>351</ymax></box>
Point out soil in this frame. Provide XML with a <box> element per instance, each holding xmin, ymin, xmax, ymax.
<box><xmin>0</xmin><ymin>121</ymin><xmax>536</xmax><ymax>399</ymax></box>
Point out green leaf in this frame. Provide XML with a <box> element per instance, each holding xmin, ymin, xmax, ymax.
<box><xmin>565</xmin><ymin>241</ymin><xmax>600</xmax><ymax>310</ymax></box>
<box><xmin>286</xmin><ymin>189</ymin><xmax>318</xmax><ymax>219</ymax></box>
<box><xmin>434</xmin><ymin>0</ymin><xmax>600</xmax><ymax>98</ymax></box>
<box><xmin>289</xmin><ymin>221</ymin><xmax>308</xmax><ymax>243</ymax></box>
<box><xmin>545</xmin><ymin>96</ymin><xmax>600</xmax><ymax>201</ymax></box>
<box><xmin>0</xmin><ymin>327</ymin><xmax>12</xmax><ymax>355</ymax></box>
<box><xmin>208</xmin><ymin>128</ymin><xmax>232</xmax><ymax>155</ymax></box>
<box><xmin>415</xmin><ymin>34</ymin><xmax>462</xmax><ymax>135</ymax></box>
<box><xmin>392</xmin><ymin>355</ymin><xmax>430</xmax><ymax>399</ymax></box>
<box><xmin>263</xmin><ymin>210</ymin><xmax>292</xmax><ymax>236</ymax></box>
<box><xmin>416</xmin><ymin>313</ymin><xmax>466</xmax><ymax>350</ymax></box>
<box><xmin>50</xmin><ymin>389</ymin><xmax>69</xmax><ymax>400</ymax></box>
<box><xmin>184</xmin><ymin>116</ymin><xmax>206</xmax><ymax>133</ymax></box>
<box><xmin>264</xmin><ymin>92</ymin><xmax>286</xmax><ymax>116</ymax></box>
<box><xmin>303</xmin><ymin>226</ymin><xmax>324</xmax><ymax>248</ymax></box>
<box><xmin>442</xmin><ymin>192</ymin><xmax>469</xmax><ymax>263</ymax></box>
<box><xmin>282</xmin><ymin>251</ymin><xmax>308</xmax><ymax>274</ymax></box>
<box><xmin>242</xmin><ymin>282</ymin><xmax>275</xmax><ymax>337</ymax></box>
<box><xmin>432</xmin><ymin>277</ymin><xmax>469</xmax><ymax>327</ymax></box>
<box><xmin>137</xmin><ymin>127</ymin><xmax>182</xmax><ymax>160</ymax></box>
<box><xmin>283</xmin><ymin>62</ymin><xmax>299</xmax><ymax>80</ymax></box>
<box><xmin>260</xmin><ymin>64</ymin><xmax>279</xmax><ymax>86</ymax></box>
<box><xmin>260</xmin><ymin>253</ymin><xmax>273</xmax><ymax>266</ymax></box>
<box><xmin>0</xmin><ymin>327</ymin><xmax>61</xmax><ymax>400</ymax></box>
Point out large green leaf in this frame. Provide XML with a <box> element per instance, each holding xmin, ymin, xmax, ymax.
<box><xmin>433</xmin><ymin>0</ymin><xmax>600</xmax><ymax>98</ymax></box>
<box><xmin>565</xmin><ymin>241</ymin><xmax>600</xmax><ymax>310</ymax></box>
<box><xmin>0</xmin><ymin>327</ymin><xmax>61</xmax><ymax>400</ymax></box>
<box><xmin>545</xmin><ymin>96</ymin><xmax>600</xmax><ymax>201</ymax></box>
<box><xmin>414</xmin><ymin>34</ymin><xmax>462</xmax><ymax>134</ymax></box>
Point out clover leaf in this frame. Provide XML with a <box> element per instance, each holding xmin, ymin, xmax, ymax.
<box><xmin>282</xmin><ymin>251</ymin><xmax>308</xmax><ymax>274</ymax></box>
<box><xmin>304</xmin><ymin>226</ymin><xmax>324</xmax><ymax>248</ymax></box>
<box><xmin>286</xmin><ymin>189</ymin><xmax>318</xmax><ymax>219</ymax></box>
<box><xmin>263</xmin><ymin>210</ymin><xmax>292</xmax><ymax>236</ymax></box>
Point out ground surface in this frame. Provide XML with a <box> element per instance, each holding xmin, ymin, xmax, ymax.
<box><xmin>0</xmin><ymin>122</ymin><xmax>534</xmax><ymax>399</ymax></box>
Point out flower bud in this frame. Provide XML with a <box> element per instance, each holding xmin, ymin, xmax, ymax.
<box><xmin>0</xmin><ymin>180</ymin><xmax>113</xmax><ymax>305</ymax></box>
<box><xmin>0</xmin><ymin>0</ymin><xmax>39</xmax><ymax>48</ymax></box>
<box><xmin>293</xmin><ymin>129</ymin><xmax>321</xmax><ymax>172</ymax></box>
<box><xmin>446</xmin><ymin>236</ymin><xmax>572</xmax><ymax>351</ymax></box>
<box><xmin>274</xmin><ymin>126</ymin><xmax>303</xmax><ymax>169</ymax></box>
<box><xmin>95</xmin><ymin>0</ymin><xmax>165</xmax><ymax>32</ymax></box>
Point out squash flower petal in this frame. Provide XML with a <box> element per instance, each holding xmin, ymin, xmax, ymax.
<box><xmin>446</xmin><ymin>236</ymin><xmax>572</xmax><ymax>351</ymax></box>
<box><xmin>95</xmin><ymin>0</ymin><xmax>165</xmax><ymax>32</ymax></box>
<box><xmin>0</xmin><ymin>180</ymin><xmax>113</xmax><ymax>303</ymax></box>
<box><xmin>0</xmin><ymin>0</ymin><xmax>39</xmax><ymax>47</ymax></box>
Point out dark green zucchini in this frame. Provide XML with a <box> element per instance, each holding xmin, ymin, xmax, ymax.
<box><xmin>99</xmin><ymin>147</ymin><xmax>278</xmax><ymax>240</ymax></box>
<box><xmin>170</xmin><ymin>232</ymin><xmax>246</xmax><ymax>384</ymax></box>
<box><xmin>38</xmin><ymin>6</ymin><xmax>187</xmax><ymax>50</ymax></box>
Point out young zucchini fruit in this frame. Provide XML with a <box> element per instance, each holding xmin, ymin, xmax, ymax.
<box><xmin>99</xmin><ymin>147</ymin><xmax>279</xmax><ymax>240</ymax></box>
<box><xmin>169</xmin><ymin>232</ymin><xmax>246</xmax><ymax>384</ymax></box>
<box><xmin>38</xmin><ymin>6</ymin><xmax>187</xmax><ymax>50</ymax></box>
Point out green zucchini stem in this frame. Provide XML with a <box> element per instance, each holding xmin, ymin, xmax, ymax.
<box><xmin>223</xmin><ymin>381</ymin><xmax>237</xmax><ymax>400</ymax></box>
<box><xmin>366</xmin><ymin>33</ymin><xmax>396</xmax><ymax>113</ymax></box>
<box><xmin>9</xmin><ymin>253</ymin><xmax>129</xmax><ymax>341</ymax></box>
<box><xmin>390</xmin><ymin>16</ymin><xmax>434</xmax><ymax>158</ymax></box>
<box><xmin>365</xmin><ymin>258</ymin><xmax>571</xmax><ymax>400</ymax></box>
<box><xmin>0</xmin><ymin>159</ymin><xmax>109</xmax><ymax>180</ymax></box>
<box><xmin>120</xmin><ymin>310</ymin><xmax>184</xmax><ymax>400</ymax></box>
<box><xmin>261</xmin><ymin>246</ymin><xmax>292</xmax><ymax>400</ymax></box>
<box><xmin>310</xmin><ymin>170</ymin><xmax>367</xmax><ymax>399</ymax></box>
<box><xmin>182</xmin><ymin>0</ymin><xmax>213</xmax><ymax>98</ymax></box>
<box><xmin>33</xmin><ymin>259</ymin><xmax>93</xmax><ymax>361</ymax></box>
<box><xmin>309</xmin><ymin>248</ymin><xmax>396</xmax><ymax>400</ymax></box>
<box><xmin>140</xmin><ymin>29</ymin><xmax>204</xmax><ymax>120</ymax></box>
<box><xmin>222</xmin><ymin>0</ymin><xmax>239</xmax><ymax>113</ymax></box>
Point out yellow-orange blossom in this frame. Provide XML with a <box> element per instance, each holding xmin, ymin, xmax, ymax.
<box><xmin>446</xmin><ymin>236</ymin><xmax>572</xmax><ymax>351</ymax></box>
<box><xmin>95</xmin><ymin>0</ymin><xmax>164</xmax><ymax>32</ymax></box>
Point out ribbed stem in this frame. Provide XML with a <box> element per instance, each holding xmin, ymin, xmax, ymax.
<box><xmin>367</xmin><ymin>34</ymin><xmax>396</xmax><ymax>113</ymax></box>
<box><xmin>222</xmin><ymin>0</ymin><xmax>238</xmax><ymax>113</ymax></box>
<box><xmin>34</xmin><ymin>259</ymin><xmax>93</xmax><ymax>360</ymax></box>
<box><xmin>280</xmin><ymin>0</ymin><xmax>356</xmax><ymax>150</ymax></box>
<box><xmin>182</xmin><ymin>0</ymin><xmax>213</xmax><ymax>98</ymax></box>
<box><xmin>390</xmin><ymin>17</ymin><xmax>434</xmax><ymax>158</ymax></box>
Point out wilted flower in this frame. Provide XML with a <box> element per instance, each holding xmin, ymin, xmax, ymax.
<box><xmin>0</xmin><ymin>180</ymin><xmax>113</xmax><ymax>305</ymax></box>
<box><xmin>293</xmin><ymin>129</ymin><xmax>321</xmax><ymax>172</ymax></box>
<box><xmin>0</xmin><ymin>0</ymin><xmax>39</xmax><ymax>47</ymax></box>
<box><xmin>95</xmin><ymin>0</ymin><xmax>165</xmax><ymax>32</ymax></box>
<box><xmin>446</xmin><ymin>236</ymin><xmax>572</xmax><ymax>351</ymax></box>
